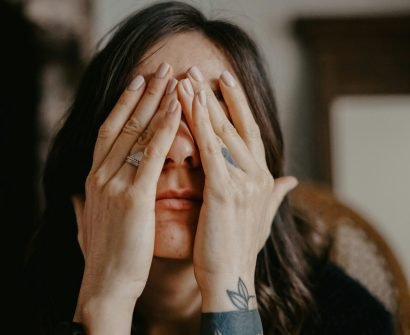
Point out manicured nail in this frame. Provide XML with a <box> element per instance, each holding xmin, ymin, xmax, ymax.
<box><xmin>167</xmin><ymin>98</ymin><xmax>179</xmax><ymax>113</ymax></box>
<box><xmin>199</xmin><ymin>89</ymin><xmax>207</xmax><ymax>107</ymax></box>
<box><xmin>182</xmin><ymin>79</ymin><xmax>194</xmax><ymax>96</ymax></box>
<box><xmin>189</xmin><ymin>66</ymin><xmax>204</xmax><ymax>81</ymax></box>
<box><xmin>166</xmin><ymin>78</ymin><xmax>178</xmax><ymax>94</ymax></box>
<box><xmin>221</xmin><ymin>70</ymin><xmax>236</xmax><ymax>87</ymax></box>
<box><xmin>128</xmin><ymin>75</ymin><xmax>145</xmax><ymax>91</ymax></box>
<box><xmin>155</xmin><ymin>62</ymin><xmax>170</xmax><ymax>78</ymax></box>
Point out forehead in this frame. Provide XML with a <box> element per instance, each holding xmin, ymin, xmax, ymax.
<box><xmin>136</xmin><ymin>32</ymin><xmax>233</xmax><ymax>86</ymax></box>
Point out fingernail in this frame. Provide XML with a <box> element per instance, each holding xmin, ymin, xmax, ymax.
<box><xmin>221</xmin><ymin>70</ymin><xmax>236</xmax><ymax>87</ymax></box>
<box><xmin>199</xmin><ymin>89</ymin><xmax>207</xmax><ymax>107</ymax></box>
<box><xmin>167</xmin><ymin>98</ymin><xmax>179</xmax><ymax>113</ymax></box>
<box><xmin>182</xmin><ymin>79</ymin><xmax>194</xmax><ymax>96</ymax></box>
<box><xmin>166</xmin><ymin>78</ymin><xmax>178</xmax><ymax>94</ymax></box>
<box><xmin>155</xmin><ymin>62</ymin><xmax>170</xmax><ymax>78</ymax></box>
<box><xmin>128</xmin><ymin>75</ymin><xmax>145</xmax><ymax>91</ymax></box>
<box><xmin>189</xmin><ymin>65</ymin><xmax>203</xmax><ymax>82</ymax></box>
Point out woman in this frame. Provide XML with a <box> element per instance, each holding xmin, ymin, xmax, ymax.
<box><xmin>23</xmin><ymin>2</ymin><xmax>393</xmax><ymax>334</ymax></box>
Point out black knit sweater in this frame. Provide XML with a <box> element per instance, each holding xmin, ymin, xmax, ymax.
<box><xmin>304</xmin><ymin>262</ymin><xmax>394</xmax><ymax>334</ymax></box>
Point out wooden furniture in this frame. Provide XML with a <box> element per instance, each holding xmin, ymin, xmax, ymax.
<box><xmin>294</xmin><ymin>15</ymin><xmax>410</xmax><ymax>186</ymax></box>
<box><xmin>289</xmin><ymin>182</ymin><xmax>410</xmax><ymax>335</ymax></box>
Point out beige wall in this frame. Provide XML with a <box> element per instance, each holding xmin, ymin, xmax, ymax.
<box><xmin>331</xmin><ymin>95</ymin><xmax>410</xmax><ymax>280</ymax></box>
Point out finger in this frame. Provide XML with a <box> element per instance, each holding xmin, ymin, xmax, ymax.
<box><xmin>187</xmin><ymin>66</ymin><xmax>231</xmax><ymax>131</ymax></box>
<box><xmin>219</xmin><ymin>70</ymin><xmax>267</xmax><ymax>169</ymax></box>
<box><xmin>205</xmin><ymin>95</ymin><xmax>257</xmax><ymax>173</ymax></box>
<box><xmin>132</xmin><ymin>99</ymin><xmax>182</xmax><ymax>189</ymax></box>
<box><xmin>116</xmin><ymin>83</ymin><xmax>179</xmax><ymax>182</ymax></box>
<box><xmin>190</xmin><ymin>90</ymin><xmax>230</xmax><ymax>184</ymax></box>
<box><xmin>177</xmin><ymin>78</ymin><xmax>195</xmax><ymax>132</ymax></box>
<box><xmin>271</xmin><ymin>176</ymin><xmax>299</xmax><ymax>207</ymax></box>
<box><xmin>145</xmin><ymin>78</ymin><xmax>178</xmax><ymax>134</ymax></box>
<box><xmin>97</xmin><ymin>63</ymin><xmax>173</xmax><ymax>181</ymax></box>
<box><xmin>187</xmin><ymin>67</ymin><xmax>256</xmax><ymax>173</ymax></box>
<box><xmin>91</xmin><ymin>74</ymin><xmax>146</xmax><ymax>173</ymax></box>
<box><xmin>126</xmin><ymin>77</ymin><xmax>178</xmax><ymax>152</ymax></box>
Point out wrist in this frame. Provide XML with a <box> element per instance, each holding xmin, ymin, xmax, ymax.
<box><xmin>74</xmin><ymin>277</ymin><xmax>142</xmax><ymax>334</ymax></box>
<box><xmin>200</xmin><ymin>310</ymin><xmax>263</xmax><ymax>335</ymax></box>
<box><xmin>196</xmin><ymin>273</ymin><xmax>257</xmax><ymax>312</ymax></box>
<box><xmin>74</xmin><ymin>292</ymin><xmax>136</xmax><ymax>335</ymax></box>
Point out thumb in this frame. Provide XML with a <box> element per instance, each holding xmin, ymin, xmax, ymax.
<box><xmin>272</xmin><ymin>176</ymin><xmax>298</xmax><ymax>205</ymax></box>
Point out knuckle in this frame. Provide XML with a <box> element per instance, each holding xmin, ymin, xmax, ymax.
<box><xmin>136</xmin><ymin>127</ymin><xmax>153</xmax><ymax>145</ymax></box>
<box><xmin>145</xmin><ymin>84</ymin><xmax>160</xmax><ymax>97</ymax></box>
<box><xmin>104</xmin><ymin>180</ymin><xmax>121</xmax><ymax>195</ymax></box>
<box><xmin>97</xmin><ymin>124</ymin><xmax>115</xmax><ymax>140</ymax></box>
<box><xmin>255</xmin><ymin>173</ymin><xmax>269</xmax><ymax>187</ymax></box>
<box><xmin>123</xmin><ymin>117</ymin><xmax>144</xmax><ymax>136</ymax></box>
<box><xmin>236</xmin><ymin>179</ymin><xmax>251</xmax><ymax>196</ymax></box>
<box><xmin>117</xmin><ymin>93</ymin><xmax>132</xmax><ymax>109</ymax></box>
<box><xmin>104</xmin><ymin>180</ymin><xmax>134</xmax><ymax>202</ymax></box>
<box><xmin>86</xmin><ymin>172</ymin><xmax>105</xmax><ymax>190</ymax></box>
<box><xmin>210</xmin><ymin>178</ymin><xmax>235</xmax><ymax>202</ymax></box>
<box><xmin>245</xmin><ymin>123</ymin><xmax>261</xmax><ymax>140</ymax></box>
<box><xmin>143</xmin><ymin>144</ymin><xmax>166</xmax><ymax>160</ymax></box>
<box><xmin>221</xmin><ymin>120</ymin><xmax>237</xmax><ymax>136</ymax></box>
<box><xmin>203</xmin><ymin>142</ymin><xmax>220</xmax><ymax>156</ymax></box>
<box><xmin>212</xmin><ymin>188</ymin><xmax>231</xmax><ymax>203</ymax></box>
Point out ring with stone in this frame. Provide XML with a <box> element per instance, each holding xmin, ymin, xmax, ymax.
<box><xmin>125</xmin><ymin>151</ymin><xmax>144</xmax><ymax>167</ymax></box>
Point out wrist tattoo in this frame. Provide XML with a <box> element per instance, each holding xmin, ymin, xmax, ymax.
<box><xmin>227</xmin><ymin>277</ymin><xmax>255</xmax><ymax>311</ymax></box>
<box><xmin>200</xmin><ymin>277</ymin><xmax>263</xmax><ymax>335</ymax></box>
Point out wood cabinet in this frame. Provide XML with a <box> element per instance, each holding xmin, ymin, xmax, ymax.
<box><xmin>294</xmin><ymin>15</ymin><xmax>410</xmax><ymax>185</ymax></box>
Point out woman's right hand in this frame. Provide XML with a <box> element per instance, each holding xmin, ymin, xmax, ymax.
<box><xmin>71</xmin><ymin>63</ymin><xmax>181</xmax><ymax>333</ymax></box>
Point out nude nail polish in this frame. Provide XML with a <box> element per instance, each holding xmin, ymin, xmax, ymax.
<box><xmin>182</xmin><ymin>79</ymin><xmax>194</xmax><ymax>96</ymax></box>
<box><xmin>168</xmin><ymin>99</ymin><xmax>179</xmax><ymax>113</ymax></box>
<box><xmin>189</xmin><ymin>66</ymin><xmax>204</xmax><ymax>81</ymax></box>
<box><xmin>128</xmin><ymin>75</ymin><xmax>145</xmax><ymax>91</ymax></box>
<box><xmin>166</xmin><ymin>78</ymin><xmax>178</xmax><ymax>94</ymax></box>
<box><xmin>155</xmin><ymin>62</ymin><xmax>170</xmax><ymax>78</ymax></box>
<box><xmin>221</xmin><ymin>70</ymin><xmax>236</xmax><ymax>87</ymax></box>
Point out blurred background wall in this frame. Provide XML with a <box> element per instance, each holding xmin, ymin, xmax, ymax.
<box><xmin>3</xmin><ymin>0</ymin><xmax>409</xmax><ymax>284</ymax></box>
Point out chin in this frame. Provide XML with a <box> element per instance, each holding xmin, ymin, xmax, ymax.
<box><xmin>153</xmin><ymin>210</ymin><xmax>199</xmax><ymax>260</ymax></box>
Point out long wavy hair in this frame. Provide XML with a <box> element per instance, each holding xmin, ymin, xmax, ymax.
<box><xmin>25</xmin><ymin>2</ymin><xmax>329</xmax><ymax>334</ymax></box>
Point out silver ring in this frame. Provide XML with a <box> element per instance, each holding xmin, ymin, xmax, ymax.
<box><xmin>126</xmin><ymin>151</ymin><xmax>144</xmax><ymax>167</ymax></box>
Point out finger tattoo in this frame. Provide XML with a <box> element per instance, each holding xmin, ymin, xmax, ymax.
<box><xmin>221</xmin><ymin>147</ymin><xmax>238</xmax><ymax>168</ymax></box>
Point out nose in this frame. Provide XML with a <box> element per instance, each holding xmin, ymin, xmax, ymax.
<box><xmin>164</xmin><ymin>119</ymin><xmax>200</xmax><ymax>169</ymax></box>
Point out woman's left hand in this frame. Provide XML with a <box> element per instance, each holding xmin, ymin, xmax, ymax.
<box><xmin>177</xmin><ymin>67</ymin><xmax>298</xmax><ymax>312</ymax></box>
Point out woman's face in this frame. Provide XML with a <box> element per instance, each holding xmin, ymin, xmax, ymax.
<box><xmin>136</xmin><ymin>32</ymin><xmax>235</xmax><ymax>260</ymax></box>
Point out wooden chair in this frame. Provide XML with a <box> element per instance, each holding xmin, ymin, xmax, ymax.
<box><xmin>289</xmin><ymin>182</ymin><xmax>410</xmax><ymax>335</ymax></box>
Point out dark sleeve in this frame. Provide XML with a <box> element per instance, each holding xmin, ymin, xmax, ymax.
<box><xmin>304</xmin><ymin>262</ymin><xmax>394</xmax><ymax>335</ymax></box>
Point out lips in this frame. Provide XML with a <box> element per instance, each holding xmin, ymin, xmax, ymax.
<box><xmin>156</xmin><ymin>189</ymin><xmax>202</xmax><ymax>211</ymax></box>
